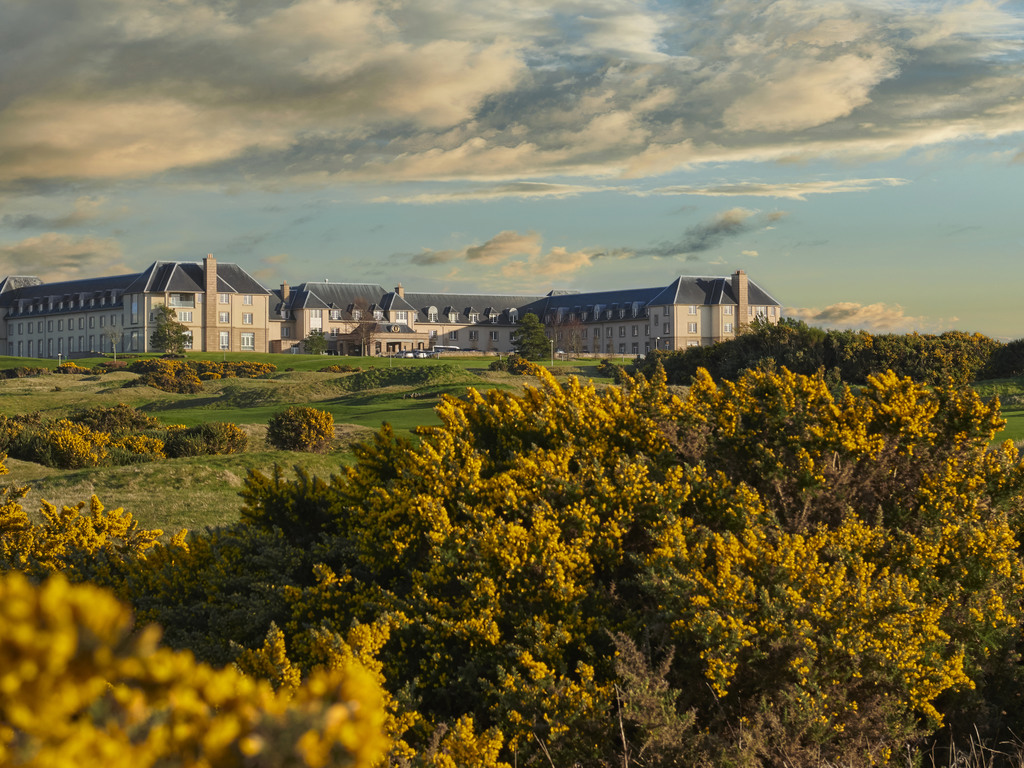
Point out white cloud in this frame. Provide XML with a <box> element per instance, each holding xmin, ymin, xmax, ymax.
<box><xmin>644</xmin><ymin>178</ymin><xmax>908</xmax><ymax>200</ymax></box>
<box><xmin>786</xmin><ymin>301</ymin><xmax>955</xmax><ymax>334</ymax></box>
<box><xmin>0</xmin><ymin>0</ymin><xmax>1022</xmax><ymax>189</ymax></box>
<box><xmin>0</xmin><ymin>233</ymin><xmax>130</xmax><ymax>282</ymax></box>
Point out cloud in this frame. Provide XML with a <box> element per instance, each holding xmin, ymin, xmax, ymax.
<box><xmin>1</xmin><ymin>0</ymin><xmax>1022</xmax><ymax>191</ymax></box>
<box><xmin>399</xmin><ymin>229</ymin><xmax>629</xmax><ymax>287</ymax></box>
<box><xmin>644</xmin><ymin>178</ymin><xmax>908</xmax><ymax>201</ymax></box>
<box><xmin>0</xmin><ymin>233</ymin><xmax>129</xmax><ymax>282</ymax></box>
<box><xmin>786</xmin><ymin>301</ymin><xmax>953</xmax><ymax>333</ymax></box>
<box><xmin>373</xmin><ymin>182</ymin><xmax>612</xmax><ymax>204</ymax></box>
<box><xmin>2</xmin><ymin>196</ymin><xmax>108</xmax><ymax>229</ymax></box>
<box><xmin>637</xmin><ymin>208</ymin><xmax>786</xmax><ymax>259</ymax></box>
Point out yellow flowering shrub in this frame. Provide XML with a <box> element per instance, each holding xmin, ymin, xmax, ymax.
<box><xmin>63</xmin><ymin>365</ymin><xmax>1024</xmax><ymax>766</ymax></box>
<box><xmin>0</xmin><ymin>571</ymin><xmax>387</xmax><ymax>768</ymax></box>
<box><xmin>0</xmin><ymin>454</ymin><xmax>163</xmax><ymax>573</ymax></box>
<box><xmin>266</xmin><ymin>406</ymin><xmax>335</xmax><ymax>453</ymax></box>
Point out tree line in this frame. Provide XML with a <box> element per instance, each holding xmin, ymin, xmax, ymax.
<box><xmin>634</xmin><ymin>319</ymin><xmax>1024</xmax><ymax>387</ymax></box>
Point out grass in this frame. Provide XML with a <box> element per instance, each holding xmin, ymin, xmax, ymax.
<box><xmin>4</xmin><ymin>449</ymin><xmax>357</xmax><ymax>536</ymax></box>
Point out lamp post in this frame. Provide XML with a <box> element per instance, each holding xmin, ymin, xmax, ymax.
<box><xmin>655</xmin><ymin>336</ymin><xmax>660</xmax><ymax>354</ymax></box>
<box><xmin>549</xmin><ymin>338</ymin><xmax>554</xmax><ymax>367</ymax></box>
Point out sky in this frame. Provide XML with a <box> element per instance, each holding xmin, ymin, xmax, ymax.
<box><xmin>1</xmin><ymin>0</ymin><xmax>1023</xmax><ymax>339</ymax></box>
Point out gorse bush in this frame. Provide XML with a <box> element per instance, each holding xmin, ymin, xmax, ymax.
<box><xmin>266</xmin><ymin>407</ymin><xmax>334</xmax><ymax>452</ymax></box>
<box><xmin>68</xmin><ymin>402</ymin><xmax>161</xmax><ymax>433</ymax></box>
<box><xmin>0</xmin><ymin>572</ymin><xmax>387</xmax><ymax>768</ymax></box>
<box><xmin>225</xmin><ymin>366</ymin><xmax>1024</xmax><ymax>765</ymax></box>
<box><xmin>125</xmin><ymin>359</ymin><xmax>278</xmax><ymax>393</ymax></box>
<box><xmin>164</xmin><ymin>423</ymin><xmax>248</xmax><ymax>458</ymax></box>
<box><xmin>7</xmin><ymin>364</ymin><xmax>1024</xmax><ymax>765</ymax></box>
<box><xmin>126</xmin><ymin>359</ymin><xmax>203</xmax><ymax>394</ymax></box>
<box><xmin>489</xmin><ymin>355</ymin><xmax>542</xmax><ymax>375</ymax></box>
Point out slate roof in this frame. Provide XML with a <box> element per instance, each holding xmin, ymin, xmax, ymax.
<box><xmin>404</xmin><ymin>291</ymin><xmax>548</xmax><ymax>320</ymax></box>
<box><xmin>278</xmin><ymin>282</ymin><xmax>389</xmax><ymax>314</ymax></box>
<box><xmin>122</xmin><ymin>261</ymin><xmax>268</xmax><ymax>295</ymax></box>
<box><xmin>543</xmin><ymin>275</ymin><xmax>781</xmax><ymax>315</ymax></box>
<box><xmin>0</xmin><ymin>273</ymin><xmax>137</xmax><ymax>310</ymax></box>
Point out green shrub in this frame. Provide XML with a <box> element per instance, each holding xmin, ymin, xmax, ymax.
<box><xmin>68</xmin><ymin>403</ymin><xmax>161</xmax><ymax>434</ymax></box>
<box><xmin>164</xmin><ymin>423</ymin><xmax>248</xmax><ymax>458</ymax></box>
<box><xmin>266</xmin><ymin>407</ymin><xmax>334</xmax><ymax>453</ymax></box>
<box><xmin>126</xmin><ymin>359</ymin><xmax>203</xmax><ymax>394</ymax></box>
<box><xmin>488</xmin><ymin>358</ymin><xmax>509</xmax><ymax>372</ymax></box>
<box><xmin>0</xmin><ymin>366</ymin><xmax>48</xmax><ymax>379</ymax></box>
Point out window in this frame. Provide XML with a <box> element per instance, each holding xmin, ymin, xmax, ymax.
<box><xmin>99</xmin><ymin>316</ymin><xmax>105</xmax><ymax>328</ymax></box>
<box><xmin>427</xmin><ymin>306</ymin><xmax>438</xmax><ymax>322</ymax></box>
<box><xmin>619</xmin><ymin>343</ymin><xmax>626</xmax><ymax>354</ymax></box>
<box><xmin>37</xmin><ymin>321</ymin><xmax>43</xmax><ymax>333</ymax></box>
<box><xmin>79</xmin><ymin>318</ymin><xmax>85</xmax><ymax>329</ymax></box>
<box><xmin>169</xmin><ymin>294</ymin><xmax>194</xmax><ymax>308</ymax></box>
<box><xmin>725</xmin><ymin>323</ymin><xmax>734</xmax><ymax>333</ymax></box>
<box><xmin>351</xmin><ymin>309</ymin><xmax>362</xmax><ymax>321</ymax></box>
<box><xmin>663</xmin><ymin>323</ymin><xmax>670</xmax><ymax>334</ymax></box>
<box><xmin>644</xmin><ymin>325</ymin><xmax>649</xmax><ymax>336</ymax></box>
<box><xmin>131</xmin><ymin>297</ymin><xmax>138</xmax><ymax>324</ymax></box>
<box><xmin>395</xmin><ymin>311</ymin><xmax>408</xmax><ymax>322</ymax></box>
<box><xmin>179</xmin><ymin>311</ymin><xmax>193</xmax><ymax>323</ymax></box>
<box><xmin>724</xmin><ymin>306</ymin><xmax>733</xmax><ymax>316</ymax></box>
<box><xmin>605</xmin><ymin>327</ymin><xmax>613</xmax><ymax>338</ymax></box>
<box><xmin>240</xmin><ymin>332</ymin><xmax>255</xmax><ymax>350</ymax></box>
<box><xmin>330</xmin><ymin>309</ymin><xmax>342</xmax><ymax>321</ymax></box>
<box><xmin>219</xmin><ymin>331</ymin><xmax>230</xmax><ymax>350</ymax></box>
<box><xmin>687</xmin><ymin>322</ymin><xmax>697</xmax><ymax>334</ymax></box>
<box><xmin>282</xmin><ymin>327</ymin><xmax>291</xmax><ymax>338</ymax></box>
<box><xmin>219</xmin><ymin>294</ymin><xmax>230</xmax><ymax>304</ymax></box>
<box><xmin>48</xmin><ymin>320</ymin><xmax>53</xmax><ymax>332</ymax></box>
<box><xmin>688</xmin><ymin>341</ymin><xmax>699</xmax><ymax>347</ymax></box>
<box><xmin>468</xmin><ymin>313</ymin><xmax>478</xmax><ymax>323</ymax></box>
<box><xmin>489</xmin><ymin>331</ymin><xmax>499</xmax><ymax>341</ymax></box>
<box><xmin>632</xmin><ymin>343</ymin><xmax>639</xmax><ymax>354</ymax></box>
<box><xmin>58</xmin><ymin>320</ymin><xmax>63</xmax><ymax>331</ymax></box>
<box><xmin>89</xmin><ymin>335</ymin><xmax>94</xmax><ymax>351</ymax></box>
<box><xmin>632</xmin><ymin>325</ymin><xmax>638</xmax><ymax>336</ymax></box>
<box><xmin>183</xmin><ymin>330</ymin><xmax>193</xmax><ymax>350</ymax></box>
<box><xmin>770</xmin><ymin>306</ymin><xmax>776</xmax><ymax>317</ymax></box>
<box><xmin>89</xmin><ymin>316</ymin><xmax>94</xmax><ymax>329</ymax></box>
<box><xmin>508</xmin><ymin>309</ymin><xmax>519</xmax><ymax>323</ymax></box>
<box><xmin>429</xmin><ymin>330</ymin><xmax>438</xmax><ymax>339</ymax></box>
<box><xmin>242</xmin><ymin>295</ymin><xmax>253</xmax><ymax>305</ymax></box>
<box><xmin>688</xmin><ymin>305</ymin><xmax>696</xmax><ymax>315</ymax></box>
<box><xmin>653</xmin><ymin>315</ymin><xmax>659</xmax><ymax>325</ymax></box>
<box><xmin>130</xmin><ymin>331</ymin><xmax>140</xmax><ymax>351</ymax></box>
<box><xmin>619</xmin><ymin>326</ymin><xmax>625</xmax><ymax>337</ymax></box>
<box><xmin>582</xmin><ymin>329</ymin><xmax>588</xmax><ymax>339</ymax></box>
<box><xmin>242</xmin><ymin>313</ymin><xmax>253</xmax><ymax>325</ymax></box>
<box><xmin>468</xmin><ymin>330</ymin><xmax>478</xmax><ymax>341</ymax></box>
<box><xmin>219</xmin><ymin>312</ymin><xmax>230</xmax><ymax>323</ymax></box>
<box><xmin>448</xmin><ymin>330</ymin><xmax>458</xmax><ymax>341</ymax></box>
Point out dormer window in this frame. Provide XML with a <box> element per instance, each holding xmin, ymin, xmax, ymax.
<box><xmin>395</xmin><ymin>310</ymin><xmax>408</xmax><ymax>322</ymax></box>
<box><xmin>374</xmin><ymin>310</ymin><xmax>384</xmax><ymax>321</ymax></box>
<box><xmin>468</xmin><ymin>313</ymin><xmax>479</xmax><ymax>323</ymax></box>
<box><xmin>508</xmin><ymin>308</ymin><xmax>519</xmax><ymax>324</ymax></box>
<box><xmin>351</xmin><ymin>309</ymin><xmax>362</xmax><ymax>321</ymax></box>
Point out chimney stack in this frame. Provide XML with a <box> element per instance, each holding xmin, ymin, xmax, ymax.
<box><xmin>732</xmin><ymin>269</ymin><xmax>748</xmax><ymax>328</ymax></box>
<box><xmin>395</xmin><ymin>283</ymin><xmax>405</xmax><ymax>298</ymax></box>
<box><xmin>281</xmin><ymin>281</ymin><xmax>290</xmax><ymax>302</ymax></box>
<box><xmin>203</xmin><ymin>254</ymin><xmax>218</xmax><ymax>352</ymax></box>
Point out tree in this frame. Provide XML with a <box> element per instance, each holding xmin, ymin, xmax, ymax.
<box><xmin>104</xmin><ymin>326</ymin><xmax>124</xmax><ymax>361</ymax></box>
<box><xmin>511</xmin><ymin>312</ymin><xmax>550</xmax><ymax>360</ymax></box>
<box><xmin>303</xmin><ymin>329</ymin><xmax>327</xmax><ymax>355</ymax></box>
<box><xmin>149</xmin><ymin>305</ymin><xmax>189</xmax><ymax>354</ymax></box>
